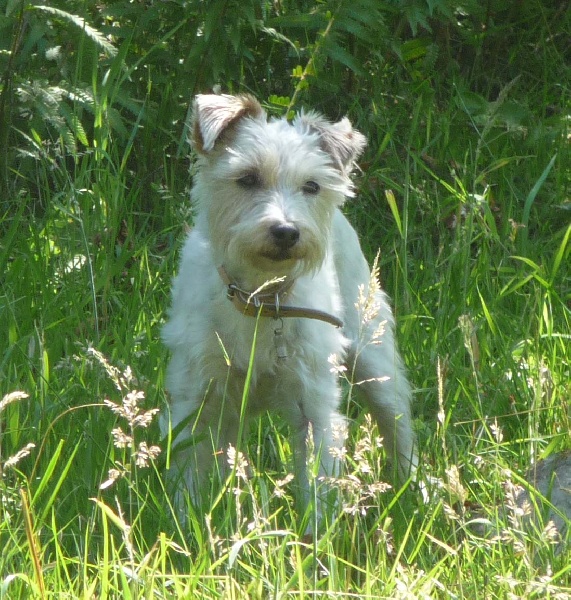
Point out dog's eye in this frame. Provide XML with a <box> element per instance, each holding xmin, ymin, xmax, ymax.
<box><xmin>302</xmin><ymin>181</ymin><xmax>320</xmax><ymax>195</ymax></box>
<box><xmin>237</xmin><ymin>172</ymin><xmax>261</xmax><ymax>189</ymax></box>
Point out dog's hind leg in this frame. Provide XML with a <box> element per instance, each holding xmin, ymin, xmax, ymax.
<box><xmin>333</xmin><ymin>211</ymin><xmax>417</xmax><ymax>482</ymax></box>
<box><xmin>350</xmin><ymin>336</ymin><xmax>417</xmax><ymax>482</ymax></box>
<box><xmin>289</xmin><ymin>416</ymin><xmax>311</xmax><ymax>513</ymax></box>
<box><xmin>347</xmin><ymin>293</ymin><xmax>417</xmax><ymax>482</ymax></box>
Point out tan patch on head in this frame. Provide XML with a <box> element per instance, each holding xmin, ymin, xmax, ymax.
<box><xmin>295</xmin><ymin>112</ymin><xmax>366</xmax><ymax>174</ymax></box>
<box><xmin>192</xmin><ymin>94</ymin><xmax>265</xmax><ymax>153</ymax></box>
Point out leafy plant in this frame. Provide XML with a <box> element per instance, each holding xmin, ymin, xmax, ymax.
<box><xmin>0</xmin><ymin>2</ymin><xmax>127</xmax><ymax>195</ymax></box>
<box><xmin>0</xmin><ymin>0</ymin><xmax>569</xmax><ymax>596</ymax></box>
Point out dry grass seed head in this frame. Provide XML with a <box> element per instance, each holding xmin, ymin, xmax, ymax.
<box><xmin>490</xmin><ymin>418</ymin><xmax>504</xmax><ymax>444</ymax></box>
<box><xmin>105</xmin><ymin>391</ymin><xmax>157</xmax><ymax>430</ymax></box>
<box><xmin>328</xmin><ymin>353</ymin><xmax>347</xmax><ymax>376</ymax></box>
<box><xmin>248</xmin><ymin>276</ymin><xmax>287</xmax><ymax>298</ymax></box>
<box><xmin>355</xmin><ymin>251</ymin><xmax>382</xmax><ymax>327</ymax></box>
<box><xmin>3</xmin><ymin>443</ymin><xmax>36</xmax><ymax>471</ymax></box>
<box><xmin>91</xmin><ymin>351</ymin><xmax>161</xmax><ymax>489</ymax></box>
<box><xmin>1</xmin><ymin>392</ymin><xmax>35</xmax><ymax>474</ymax></box>
<box><xmin>0</xmin><ymin>391</ymin><xmax>29</xmax><ymax>413</ymax></box>
<box><xmin>329</xmin><ymin>445</ymin><xmax>348</xmax><ymax>463</ymax></box>
<box><xmin>444</xmin><ymin>465</ymin><xmax>468</xmax><ymax>506</ymax></box>
<box><xmin>272</xmin><ymin>473</ymin><xmax>294</xmax><ymax>499</ymax></box>
<box><xmin>503</xmin><ymin>475</ymin><xmax>532</xmax><ymax>525</ymax></box>
<box><xmin>87</xmin><ymin>346</ymin><xmax>123</xmax><ymax>391</ymax></box>
<box><xmin>135</xmin><ymin>442</ymin><xmax>161</xmax><ymax>468</ymax></box>
<box><xmin>100</xmin><ymin>468</ymin><xmax>123</xmax><ymax>491</ymax></box>
<box><xmin>541</xmin><ymin>520</ymin><xmax>561</xmax><ymax>545</ymax></box>
<box><xmin>227</xmin><ymin>444</ymin><xmax>249</xmax><ymax>480</ymax></box>
<box><xmin>111</xmin><ymin>427</ymin><xmax>133</xmax><ymax>448</ymax></box>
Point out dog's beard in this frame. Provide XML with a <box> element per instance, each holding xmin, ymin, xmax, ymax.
<box><xmin>221</xmin><ymin>226</ymin><xmax>328</xmax><ymax>284</ymax></box>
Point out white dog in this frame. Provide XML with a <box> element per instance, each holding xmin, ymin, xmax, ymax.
<box><xmin>162</xmin><ymin>93</ymin><xmax>416</xmax><ymax>518</ymax></box>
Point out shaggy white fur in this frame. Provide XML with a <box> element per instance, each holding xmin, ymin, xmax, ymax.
<box><xmin>162</xmin><ymin>94</ymin><xmax>417</xmax><ymax>519</ymax></box>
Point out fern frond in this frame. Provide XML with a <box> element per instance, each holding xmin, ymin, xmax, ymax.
<box><xmin>59</xmin><ymin>102</ymin><xmax>89</xmax><ymax>147</ymax></box>
<box><xmin>323</xmin><ymin>36</ymin><xmax>364</xmax><ymax>75</ymax></box>
<box><xmin>33</xmin><ymin>5</ymin><xmax>117</xmax><ymax>58</ymax></box>
<box><xmin>261</xmin><ymin>27</ymin><xmax>299</xmax><ymax>53</ymax></box>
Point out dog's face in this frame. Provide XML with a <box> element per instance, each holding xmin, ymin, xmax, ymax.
<box><xmin>190</xmin><ymin>95</ymin><xmax>366</xmax><ymax>282</ymax></box>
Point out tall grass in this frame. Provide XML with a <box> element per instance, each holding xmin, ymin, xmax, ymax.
<box><xmin>1</xmin><ymin>3</ymin><xmax>570</xmax><ymax>597</ymax></box>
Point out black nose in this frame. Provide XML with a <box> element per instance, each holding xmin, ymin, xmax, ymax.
<box><xmin>270</xmin><ymin>224</ymin><xmax>300</xmax><ymax>249</ymax></box>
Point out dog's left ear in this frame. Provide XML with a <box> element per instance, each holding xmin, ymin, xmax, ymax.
<box><xmin>296</xmin><ymin>113</ymin><xmax>367</xmax><ymax>174</ymax></box>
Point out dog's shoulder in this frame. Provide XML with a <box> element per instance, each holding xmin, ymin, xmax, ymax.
<box><xmin>331</xmin><ymin>210</ymin><xmax>370</xmax><ymax>283</ymax></box>
<box><xmin>169</xmin><ymin>228</ymin><xmax>222</xmax><ymax>310</ymax></box>
<box><xmin>178</xmin><ymin>227</ymin><xmax>215</xmax><ymax>275</ymax></box>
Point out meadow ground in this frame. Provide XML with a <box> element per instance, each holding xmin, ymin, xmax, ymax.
<box><xmin>1</xmin><ymin>2</ymin><xmax>570</xmax><ymax>597</ymax></box>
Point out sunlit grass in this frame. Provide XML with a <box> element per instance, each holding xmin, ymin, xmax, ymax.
<box><xmin>1</xmin><ymin>58</ymin><xmax>570</xmax><ymax>600</ymax></box>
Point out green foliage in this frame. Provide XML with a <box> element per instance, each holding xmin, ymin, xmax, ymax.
<box><xmin>1</xmin><ymin>0</ymin><xmax>570</xmax><ymax>595</ymax></box>
<box><xmin>3</xmin><ymin>0</ymin><xmax>568</xmax><ymax>204</ymax></box>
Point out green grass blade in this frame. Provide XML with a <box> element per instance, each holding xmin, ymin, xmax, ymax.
<box><xmin>32</xmin><ymin>5</ymin><xmax>117</xmax><ymax>58</ymax></box>
<box><xmin>520</xmin><ymin>154</ymin><xmax>557</xmax><ymax>249</ymax></box>
<box><xmin>550</xmin><ymin>224</ymin><xmax>570</xmax><ymax>285</ymax></box>
<box><xmin>385</xmin><ymin>189</ymin><xmax>403</xmax><ymax>238</ymax></box>
<box><xmin>31</xmin><ymin>439</ymin><xmax>65</xmax><ymax>504</ymax></box>
<box><xmin>37</xmin><ymin>442</ymin><xmax>80</xmax><ymax>524</ymax></box>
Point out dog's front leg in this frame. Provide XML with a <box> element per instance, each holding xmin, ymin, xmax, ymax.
<box><xmin>312</xmin><ymin>412</ymin><xmax>346</xmax><ymax>480</ymax></box>
<box><xmin>310</xmin><ymin>408</ymin><xmax>346</xmax><ymax>524</ymax></box>
<box><xmin>164</xmin><ymin>354</ymin><xmax>242</xmax><ymax>515</ymax></box>
<box><xmin>168</xmin><ymin>400</ymin><xmax>243</xmax><ymax>513</ymax></box>
<box><xmin>290</xmin><ymin>415</ymin><xmax>311</xmax><ymax>513</ymax></box>
<box><xmin>290</xmin><ymin>415</ymin><xmax>338</xmax><ymax>531</ymax></box>
<box><xmin>288</xmin><ymin>382</ymin><xmax>347</xmax><ymax>528</ymax></box>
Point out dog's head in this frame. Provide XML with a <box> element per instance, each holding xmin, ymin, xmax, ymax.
<box><xmin>190</xmin><ymin>94</ymin><xmax>366</xmax><ymax>285</ymax></box>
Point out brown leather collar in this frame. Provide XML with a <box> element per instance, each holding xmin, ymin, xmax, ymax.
<box><xmin>218</xmin><ymin>266</ymin><xmax>343</xmax><ymax>328</ymax></box>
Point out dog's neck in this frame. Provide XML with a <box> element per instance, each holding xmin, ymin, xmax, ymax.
<box><xmin>217</xmin><ymin>258</ymin><xmax>298</xmax><ymax>292</ymax></box>
<box><xmin>217</xmin><ymin>265</ymin><xmax>344</xmax><ymax>329</ymax></box>
<box><xmin>217</xmin><ymin>264</ymin><xmax>294</xmax><ymax>306</ymax></box>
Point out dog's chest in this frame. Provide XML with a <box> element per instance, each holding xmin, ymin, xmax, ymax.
<box><xmin>223</xmin><ymin>314</ymin><xmax>345</xmax><ymax>377</ymax></box>
<box><xmin>229</xmin><ymin>318</ymin><xmax>345</xmax><ymax>414</ymax></box>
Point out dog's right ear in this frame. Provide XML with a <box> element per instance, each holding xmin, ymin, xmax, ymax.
<box><xmin>192</xmin><ymin>94</ymin><xmax>265</xmax><ymax>153</ymax></box>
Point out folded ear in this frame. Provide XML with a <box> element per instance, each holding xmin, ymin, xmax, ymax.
<box><xmin>295</xmin><ymin>112</ymin><xmax>367</xmax><ymax>174</ymax></box>
<box><xmin>192</xmin><ymin>94</ymin><xmax>265</xmax><ymax>153</ymax></box>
